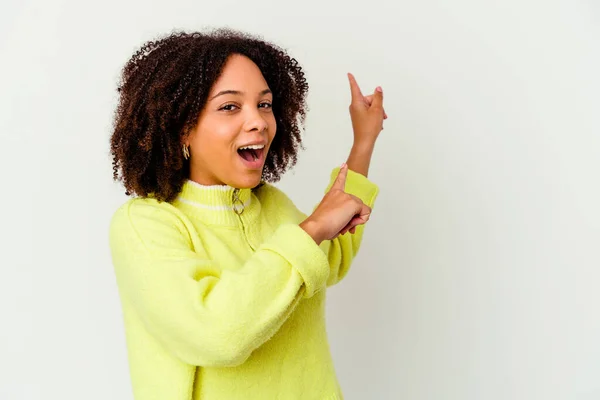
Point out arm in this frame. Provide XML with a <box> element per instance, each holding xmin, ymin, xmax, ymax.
<box><xmin>257</xmin><ymin>176</ymin><xmax>377</xmax><ymax>288</ymax></box>
<box><xmin>320</xmin><ymin>72</ymin><xmax>385</xmax><ymax>285</ymax></box>
<box><xmin>345</xmin><ymin>141</ymin><xmax>375</xmax><ymax>178</ymax></box>
<box><xmin>109</xmin><ymin>200</ymin><xmax>330</xmax><ymax>368</ymax></box>
<box><xmin>321</xmin><ymin>166</ymin><xmax>379</xmax><ymax>287</ymax></box>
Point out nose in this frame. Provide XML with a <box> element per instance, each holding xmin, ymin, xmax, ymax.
<box><xmin>243</xmin><ymin>108</ymin><xmax>269</xmax><ymax>134</ymax></box>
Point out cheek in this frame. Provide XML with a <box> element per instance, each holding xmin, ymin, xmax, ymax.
<box><xmin>268</xmin><ymin>115</ymin><xmax>277</xmax><ymax>138</ymax></box>
<box><xmin>194</xmin><ymin>122</ymin><xmax>239</xmax><ymax>153</ymax></box>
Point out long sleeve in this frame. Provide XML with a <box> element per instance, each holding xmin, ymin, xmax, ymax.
<box><xmin>108</xmin><ymin>200</ymin><xmax>330</xmax><ymax>368</ymax></box>
<box><xmin>258</xmin><ymin>168</ymin><xmax>379</xmax><ymax>288</ymax></box>
<box><xmin>321</xmin><ymin>167</ymin><xmax>379</xmax><ymax>287</ymax></box>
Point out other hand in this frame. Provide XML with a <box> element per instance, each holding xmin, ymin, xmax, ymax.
<box><xmin>300</xmin><ymin>163</ymin><xmax>371</xmax><ymax>244</ymax></box>
<box><xmin>347</xmin><ymin>72</ymin><xmax>386</xmax><ymax>146</ymax></box>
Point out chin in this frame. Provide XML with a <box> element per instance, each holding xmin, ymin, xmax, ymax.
<box><xmin>229</xmin><ymin>171</ymin><xmax>263</xmax><ymax>189</ymax></box>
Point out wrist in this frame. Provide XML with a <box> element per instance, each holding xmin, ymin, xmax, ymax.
<box><xmin>299</xmin><ymin>219</ymin><xmax>324</xmax><ymax>246</ymax></box>
<box><xmin>351</xmin><ymin>140</ymin><xmax>376</xmax><ymax>153</ymax></box>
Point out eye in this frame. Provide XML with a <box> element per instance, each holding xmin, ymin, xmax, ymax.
<box><xmin>219</xmin><ymin>104</ymin><xmax>238</xmax><ymax>112</ymax></box>
<box><xmin>259</xmin><ymin>102</ymin><xmax>273</xmax><ymax>109</ymax></box>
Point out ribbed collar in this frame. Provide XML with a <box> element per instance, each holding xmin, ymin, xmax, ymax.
<box><xmin>173</xmin><ymin>180</ymin><xmax>261</xmax><ymax>226</ymax></box>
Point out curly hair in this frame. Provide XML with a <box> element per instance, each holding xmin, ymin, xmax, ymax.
<box><xmin>110</xmin><ymin>28</ymin><xmax>309</xmax><ymax>202</ymax></box>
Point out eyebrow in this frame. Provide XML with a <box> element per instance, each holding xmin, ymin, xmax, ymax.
<box><xmin>209</xmin><ymin>88</ymin><xmax>272</xmax><ymax>101</ymax></box>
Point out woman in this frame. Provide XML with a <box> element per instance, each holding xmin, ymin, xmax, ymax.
<box><xmin>109</xmin><ymin>28</ymin><xmax>385</xmax><ymax>400</ymax></box>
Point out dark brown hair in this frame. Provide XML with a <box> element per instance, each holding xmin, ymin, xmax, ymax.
<box><xmin>110</xmin><ymin>28</ymin><xmax>309</xmax><ymax>202</ymax></box>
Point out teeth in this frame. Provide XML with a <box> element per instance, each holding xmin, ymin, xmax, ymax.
<box><xmin>239</xmin><ymin>144</ymin><xmax>265</xmax><ymax>150</ymax></box>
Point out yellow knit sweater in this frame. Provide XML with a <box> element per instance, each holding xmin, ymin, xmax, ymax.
<box><xmin>108</xmin><ymin>167</ymin><xmax>379</xmax><ymax>399</ymax></box>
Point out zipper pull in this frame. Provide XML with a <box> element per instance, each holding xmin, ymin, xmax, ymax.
<box><xmin>232</xmin><ymin>188</ymin><xmax>244</xmax><ymax>215</ymax></box>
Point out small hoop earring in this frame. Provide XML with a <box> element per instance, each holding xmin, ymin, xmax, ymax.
<box><xmin>183</xmin><ymin>144</ymin><xmax>190</xmax><ymax>160</ymax></box>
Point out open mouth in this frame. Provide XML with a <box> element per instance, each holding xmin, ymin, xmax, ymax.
<box><xmin>237</xmin><ymin>144</ymin><xmax>265</xmax><ymax>168</ymax></box>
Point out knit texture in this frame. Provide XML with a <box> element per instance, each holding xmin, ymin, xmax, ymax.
<box><xmin>109</xmin><ymin>167</ymin><xmax>379</xmax><ymax>400</ymax></box>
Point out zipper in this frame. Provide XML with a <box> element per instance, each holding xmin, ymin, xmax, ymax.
<box><xmin>232</xmin><ymin>188</ymin><xmax>255</xmax><ymax>252</ymax></box>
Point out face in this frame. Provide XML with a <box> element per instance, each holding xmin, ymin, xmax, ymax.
<box><xmin>184</xmin><ymin>54</ymin><xmax>276</xmax><ymax>188</ymax></box>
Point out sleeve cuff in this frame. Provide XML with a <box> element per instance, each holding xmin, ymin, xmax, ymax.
<box><xmin>261</xmin><ymin>223</ymin><xmax>330</xmax><ymax>298</ymax></box>
<box><xmin>327</xmin><ymin>167</ymin><xmax>379</xmax><ymax>207</ymax></box>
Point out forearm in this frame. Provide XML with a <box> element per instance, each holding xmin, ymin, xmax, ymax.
<box><xmin>346</xmin><ymin>141</ymin><xmax>375</xmax><ymax>178</ymax></box>
<box><xmin>320</xmin><ymin>167</ymin><xmax>380</xmax><ymax>287</ymax></box>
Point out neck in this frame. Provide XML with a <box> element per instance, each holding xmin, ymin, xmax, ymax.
<box><xmin>172</xmin><ymin>179</ymin><xmax>260</xmax><ymax>226</ymax></box>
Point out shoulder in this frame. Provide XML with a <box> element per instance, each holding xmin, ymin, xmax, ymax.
<box><xmin>254</xmin><ymin>182</ymin><xmax>307</xmax><ymax>220</ymax></box>
<box><xmin>254</xmin><ymin>182</ymin><xmax>293</xmax><ymax>207</ymax></box>
<box><xmin>109</xmin><ymin>197</ymin><xmax>194</xmax><ymax>253</ymax></box>
<box><xmin>110</xmin><ymin>197</ymin><xmax>188</xmax><ymax>231</ymax></box>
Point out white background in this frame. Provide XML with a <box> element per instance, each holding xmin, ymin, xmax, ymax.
<box><xmin>1</xmin><ymin>0</ymin><xmax>599</xmax><ymax>399</ymax></box>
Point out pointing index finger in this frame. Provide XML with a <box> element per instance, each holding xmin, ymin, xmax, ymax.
<box><xmin>331</xmin><ymin>163</ymin><xmax>348</xmax><ymax>191</ymax></box>
<box><xmin>347</xmin><ymin>73</ymin><xmax>363</xmax><ymax>102</ymax></box>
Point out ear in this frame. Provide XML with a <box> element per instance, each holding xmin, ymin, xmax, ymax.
<box><xmin>181</xmin><ymin>129</ymin><xmax>191</xmax><ymax>146</ymax></box>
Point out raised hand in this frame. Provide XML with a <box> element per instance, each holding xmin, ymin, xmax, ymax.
<box><xmin>363</xmin><ymin>94</ymin><xmax>388</xmax><ymax>120</ymax></box>
<box><xmin>299</xmin><ymin>164</ymin><xmax>371</xmax><ymax>244</ymax></box>
<box><xmin>347</xmin><ymin>72</ymin><xmax>386</xmax><ymax>146</ymax></box>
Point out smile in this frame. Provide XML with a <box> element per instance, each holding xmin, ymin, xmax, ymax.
<box><xmin>237</xmin><ymin>144</ymin><xmax>266</xmax><ymax>169</ymax></box>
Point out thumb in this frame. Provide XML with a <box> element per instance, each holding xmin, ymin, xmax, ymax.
<box><xmin>371</xmin><ymin>86</ymin><xmax>384</xmax><ymax>110</ymax></box>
